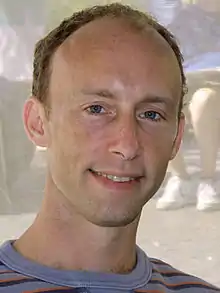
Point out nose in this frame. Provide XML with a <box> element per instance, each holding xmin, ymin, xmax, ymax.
<box><xmin>109</xmin><ymin>117</ymin><xmax>141</xmax><ymax>161</ymax></box>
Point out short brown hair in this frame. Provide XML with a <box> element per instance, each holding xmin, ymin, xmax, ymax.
<box><xmin>32</xmin><ymin>2</ymin><xmax>187</xmax><ymax>113</ymax></box>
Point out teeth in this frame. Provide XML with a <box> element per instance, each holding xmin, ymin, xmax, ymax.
<box><xmin>96</xmin><ymin>172</ymin><xmax>135</xmax><ymax>182</ymax></box>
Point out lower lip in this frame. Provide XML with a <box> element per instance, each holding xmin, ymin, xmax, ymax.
<box><xmin>89</xmin><ymin>170</ymin><xmax>141</xmax><ymax>191</ymax></box>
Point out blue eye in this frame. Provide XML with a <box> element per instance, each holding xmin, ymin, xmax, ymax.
<box><xmin>139</xmin><ymin>111</ymin><xmax>161</xmax><ymax>121</ymax></box>
<box><xmin>87</xmin><ymin>105</ymin><xmax>105</xmax><ymax>114</ymax></box>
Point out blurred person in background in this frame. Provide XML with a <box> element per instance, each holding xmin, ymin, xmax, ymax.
<box><xmin>0</xmin><ymin>0</ymin><xmax>45</xmax><ymax>79</ymax></box>
<box><xmin>156</xmin><ymin>0</ymin><xmax>220</xmax><ymax>211</ymax></box>
<box><xmin>0</xmin><ymin>0</ymin><xmax>45</xmax><ymax>212</ymax></box>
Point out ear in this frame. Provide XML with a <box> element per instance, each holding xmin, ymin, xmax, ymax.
<box><xmin>23</xmin><ymin>97</ymin><xmax>48</xmax><ymax>148</ymax></box>
<box><xmin>170</xmin><ymin>112</ymin><xmax>185</xmax><ymax>160</ymax></box>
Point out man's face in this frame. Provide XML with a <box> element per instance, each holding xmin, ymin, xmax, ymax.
<box><xmin>41</xmin><ymin>18</ymin><xmax>184</xmax><ymax>227</ymax></box>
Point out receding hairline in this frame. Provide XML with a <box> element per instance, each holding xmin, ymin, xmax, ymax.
<box><xmin>56</xmin><ymin>15</ymin><xmax>174</xmax><ymax>56</ymax></box>
<box><xmin>48</xmin><ymin>16</ymin><xmax>183</xmax><ymax>116</ymax></box>
<box><xmin>32</xmin><ymin>3</ymin><xmax>187</xmax><ymax>115</ymax></box>
<box><xmin>53</xmin><ymin>15</ymin><xmax>181</xmax><ymax>78</ymax></box>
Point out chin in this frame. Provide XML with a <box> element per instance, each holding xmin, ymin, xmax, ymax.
<box><xmin>87</xmin><ymin>209</ymin><xmax>141</xmax><ymax>228</ymax></box>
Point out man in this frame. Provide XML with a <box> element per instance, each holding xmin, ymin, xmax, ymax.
<box><xmin>0</xmin><ymin>3</ymin><xmax>219</xmax><ymax>292</ymax></box>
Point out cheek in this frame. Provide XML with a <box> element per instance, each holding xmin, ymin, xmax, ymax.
<box><xmin>80</xmin><ymin>118</ymin><xmax>111</xmax><ymax>150</ymax></box>
<box><xmin>54</xmin><ymin>115</ymin><xmax>108</xmax><ymax>159</ymax></box>
<box><xmin>142</xmin><ymin>126</ymin><xmax>176</xmax><ymax>158</ymax></box>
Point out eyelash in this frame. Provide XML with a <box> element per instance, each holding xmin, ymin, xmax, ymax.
<box><xmin>86</xmin><ymin>105</ymin><xmax>105</xmax><ymax>115</ymax></box>
<box><xmin>138</xmin><ymin>111</ymin><xmax>163</xmax><ymax>122</ymax></box>
<box><xmin>85</xmin><ymin>105</ymin><xmax>164</xmax><ymax>122</ymax></box>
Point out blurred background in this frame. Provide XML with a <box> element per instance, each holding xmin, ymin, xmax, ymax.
<box><xmin>0</xmin><ymin>0</ymin><xmax>219</xmax><ymax>286</ymax></box>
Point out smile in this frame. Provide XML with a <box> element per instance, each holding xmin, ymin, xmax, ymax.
<box><xmin>90</xmin><ymin>170</ymin><xmax>141</xmax><ymax>183</ymax></box>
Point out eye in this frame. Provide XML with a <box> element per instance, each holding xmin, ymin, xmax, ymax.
<box><xmin>138</xmin><ymin>111</ymin><xmax>162</xmax><ymax>121</ymax></box>
<box><xmin>86</xmin><ymin>105</ymin><xmax>105</xmax><ymax>115</ymax></box>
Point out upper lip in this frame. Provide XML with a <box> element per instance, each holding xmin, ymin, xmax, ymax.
<box><xmin>90</xmin><ymin>169</ymin><xmax>144</xmax><ymax>178</ymax></box>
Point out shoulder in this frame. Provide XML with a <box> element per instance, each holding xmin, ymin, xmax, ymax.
<box><xmin>0</xmin><ymin>260</ymin><xmax>67</xmax><ymax>292</ymax></box>
<box><xmin>149</xmin><ymin>258</ymin><xmax>220</xmax><ymax>292</ymax></box>
<box><xmin>0</xmin><ymin>260</ymin><xmax>35</xmax><ymax>292</ymax></box>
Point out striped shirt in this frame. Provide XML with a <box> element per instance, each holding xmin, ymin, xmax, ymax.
<box><xmin>0</xmin><ymin>241</ymin><xmax>219</xmax><ymax>292</ymax></box>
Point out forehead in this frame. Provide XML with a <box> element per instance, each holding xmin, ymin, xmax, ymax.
<box><xmin>50</xmin><ymin>17</ymin><xmax>181</xmax><ymax>98</ymax></box>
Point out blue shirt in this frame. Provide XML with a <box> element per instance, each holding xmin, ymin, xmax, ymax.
<box><xmin>0</xmin><ymin>241</ymin><xmax>219</xmax><ymax>292</ymax></box>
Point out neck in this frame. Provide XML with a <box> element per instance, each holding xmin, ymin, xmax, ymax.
<box><xmin>14</xmin><ymin>187</ymin><xmax>140</xmax><ymax>274</ymax></box>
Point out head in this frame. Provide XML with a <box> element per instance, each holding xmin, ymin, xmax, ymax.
<box><xmin>24</xmin><ymin>3</ymin><xmax>186</xmax><ymax>227</ymax></box>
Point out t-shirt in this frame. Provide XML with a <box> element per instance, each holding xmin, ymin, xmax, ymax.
<box><xmin>0</xmin><ymin>241</ymin><xmax>219</xmax><ymax>292</ymax></box>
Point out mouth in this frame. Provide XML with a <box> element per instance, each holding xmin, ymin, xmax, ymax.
<box><xmin>89</xmin><ymin>169</ymin><xmax>143</xmax><ymax>183</ymax></box>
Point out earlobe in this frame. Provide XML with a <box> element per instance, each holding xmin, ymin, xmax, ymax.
<box><xmin>23</xmin><ymin>97</ymin><xmax>48</xmax><ymax>147</ymax></box>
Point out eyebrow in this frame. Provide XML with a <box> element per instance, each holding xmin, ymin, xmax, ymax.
<box><xmin>81</xmin><ymin>89</ymin><xmax>115</xmax><ymax>98</ymax></box>
<box><xmin>81</xmin><ymin>88</ymin><xmax>175</xmax><ymax>108</ymax></box>
<box><xmin>138</xmin><ymin>95</ymin><xmax>175</xmax><ymax>109</ymax></box>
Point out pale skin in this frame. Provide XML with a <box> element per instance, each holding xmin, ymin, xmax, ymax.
<box><xmin>15</xmin><ymin>17</ymin><xmax>185</xmax><ymax>274</ymax></box>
